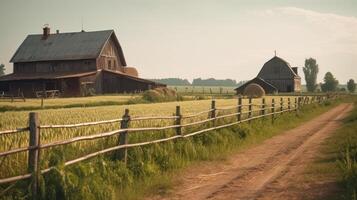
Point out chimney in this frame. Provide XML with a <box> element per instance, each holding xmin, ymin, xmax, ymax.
<box><xmin>56</xmin><ymin>30</ymin><xmax>59</xmax><ymax>34</ymax></box>
<box><xmin>42</xmin><ymin>25</ymin><xmax>50</xmax><ymax>39</ymax></box>
<box><xmin>292</xmin><ymin>67</ymin><xmax>298</xmax><ymax>75</ymax></box>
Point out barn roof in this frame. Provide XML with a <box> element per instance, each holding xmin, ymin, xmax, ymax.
<box><xmin>102</xmin><ymin>69</ymin><xmax>166</xmax><ymax>86</ymax></box>
<box><xmin>0</xmin><ymin>71</ymin><xmax>97</xmax><ymax>81</ymax></box>
<box><xmin>0</xmin><ymin>69</ymin><xmax>166</xmax><ymax>87</ymax></box>
<box><xmin>235</xmin><ymin>77</ymin><xmax>278</xmax><ymax>94</ymax></box>
<box><xmin>10</xmin><ymin>30</ymin><xmax>127</xmax><ymax>65</ymax></box>
<box><xmin>257</xmin><ymin>56</ymin><xmax>300</xmax><ymax>79</ymax></box>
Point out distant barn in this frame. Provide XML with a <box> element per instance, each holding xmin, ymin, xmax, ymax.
<box><xmin>235</xmin><ymin>56</ymin><xmax>301</xmax><ymax>95</ymax></box>
<box><xmin>0</xmin><ymin>26</ymin><xmax>165</xmax><ymax>97</ymax></box>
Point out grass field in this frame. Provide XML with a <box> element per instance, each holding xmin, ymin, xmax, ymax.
<box><xmin>0</xmin><ymin>95</ymin><xmax>330</xmax><ymax>199</ymax></box>
<box><xmin>0</xmin><ymin>94</ymin><xmax>139</xmax><ymax>111</ymax></box>
<box><xmin>168</xmin><ymin>85</ymin><xmax>236</xmax><ymax>95</ymax></box>
<box><xmin>0</xmin><ymin>97</ymin><xmax>293</xmax><ymax>178</ymax></box>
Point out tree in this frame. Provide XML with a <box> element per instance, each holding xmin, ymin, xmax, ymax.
<box><xmin>303</xmin><ymin>58</ymin><xmax>319</xmax><ymax>92</ymax></box>
<box><xmin>0</xmin><ymin>64</ymin><xmax>5</xmax><ymax>76</ymax></box>
<box><xmin>347</xmin><ymin>79</ymin><xmax>356</xmax><ymax>93</ymax></box>
<box><xmin>321</xmin><ymin>72</ymin><xmax>339</xmax><ymax>92</ymax></box>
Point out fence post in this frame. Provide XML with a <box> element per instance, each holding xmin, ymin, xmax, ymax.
<box><xmin>118</xmin><ymin>109</ymin><xmax>130</xmax><ymax>164</ymax></box>
<box><xmin>295</xmin><ymin>97</ymin><xmax>298</xmax><ymax>115</ymax></box>
<box><xmin>248</xmin><ymin>97</ymin><xmax>252</xmax><ymax>120</ymax></box>
<box><xmin>210</xmin><ymin>100</ymin><xmax>217</xmax><ymax>127</ymax></box>
<box><xmin>271</xmin><ymin>98</ymin><xmax>275</xmax><ymax>124</ymax></box>
<box><xmin>280</xmin><ymin>97</ymin><xmax>283</xmax><ymax>114</ymax></box>
<box><xmin>237</xmin><ymin>96</ymin><xmax>242</xmax><ymax>122</ymax></box>
<box><xmin>261</xmin><ymin>98</ymin><xmax>266</xmax><ymax>116</ymax></box>
<box><xmin>28</xmin><ymin>112</ymin><xmax>40</xmax><ymax>199</ymax></box>
<box><xmin>288</xmin><ymin>97</ymin><xmax>291</xmax><ymax>111</ymax></box>
<box><xmin>210</xmin><ymin>100</ymin><xmax>216</xmax><ymax>119</ymax></box>
<box><xmin>176</xmin><ymin>106</ymin><xmax>182</xmax><ymax>135</ymax></box>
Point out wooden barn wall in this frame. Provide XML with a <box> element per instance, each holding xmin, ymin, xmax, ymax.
<box><xmin>79</xmin><ymin>74</ymin><xmax>97</xmax><ymax>95</ymax></box>
<box><xmin>14</xmin><ymin>59</ymin><xmax>97</xmax><ymax>73</ymax></box>
<box><xmin>97</xmin><ymin>36</ymin><xmax>125</xmax><ymax>72</ymax></box>
<box><xmin>0</xmin><ymin>78</ymin><xmax>82</xmax><ymax>97</ymax></box>
<box><xmin>264</xmin><ymin>79</ymin><xmax>294</xmax><ymax>92</ymax></box>
<box><xmin>102</xmin><ymin>72</ymin><xmax>152</xmax><ymax>93</ymax></box>
<box><xmin>60</xmin><ymin>78</ymin><xmax>81</xmax><ymax>97</ymax></box>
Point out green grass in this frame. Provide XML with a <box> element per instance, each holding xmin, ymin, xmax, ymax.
<box><xmin>305</xmin><ymin>96</ymin><xmax>357</xmax><ymax>200</ymax></box>
<box><xmin>0</xmin><ymin>96</ymin><xmax>341</xmax><ymax>200</ymax></box>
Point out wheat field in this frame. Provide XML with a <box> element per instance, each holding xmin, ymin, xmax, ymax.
<box><xmin>0</xmin><ymin>96</ymin><xmax>295</xmax><ymax>179</ymax></box>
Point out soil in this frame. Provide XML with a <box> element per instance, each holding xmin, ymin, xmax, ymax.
<box><xmin>148</xmin><ymin>103</ymin><xmax>353</xmax><ymax>200</ymax></box>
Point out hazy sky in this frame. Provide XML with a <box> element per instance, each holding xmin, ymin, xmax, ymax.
<box><xmin>0</xmin><ymin>0</ymin><xmax>356</xmax><ymax>84</ymax></box>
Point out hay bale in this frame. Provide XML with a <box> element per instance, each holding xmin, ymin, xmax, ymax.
<box><xmin>243</xmin><ymin>83</ymin><xmax>265</xmax><ymax>98</ymax></box>
<box><xmin>142</xmin><ymin>87</ymin><xmax>179</xmax><ymax>102</ymax></box>
<box><xmin>143</xmin><ymin>89</ymin><xmax>164</xmax><ymax>102</ymax></box>
<box><xmin>123</xmin><ymin>67</ymin><xmax>139</xmax><ymax>77</ymax></box>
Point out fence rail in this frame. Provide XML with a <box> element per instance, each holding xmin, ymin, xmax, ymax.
<box><xmin>0</xmin><ymin>94</ymin><xmax>340</xmax><ymax>198</ymax></box>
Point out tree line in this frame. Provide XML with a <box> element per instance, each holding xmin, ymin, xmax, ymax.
<box><xmin>150</xmin><ymin>78</ymin><xmax>246</xmax><ymax>87</ymax></box>
<box><xmin>303</xmin><ymin>58</ymin><xmax>355</xmax><ymax>93</ymax></box>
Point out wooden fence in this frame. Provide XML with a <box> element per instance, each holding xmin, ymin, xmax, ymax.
<box><xmin>0</xmin><ymin>95</ymin><xmax>337</xmax><ymax>198</ymax></box>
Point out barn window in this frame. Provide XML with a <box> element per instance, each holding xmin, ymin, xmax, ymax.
<box><xmin>108</xmin><ymin>60</ymin><xmax>112</xmax><ymax>69</ymax></box>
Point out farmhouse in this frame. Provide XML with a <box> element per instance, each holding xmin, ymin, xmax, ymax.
<box><xmin>0</xmin><ymin>26</ymin><xmax>165</xmax><ymax>97</ymax></box>
<box><xmin>235</xmin><ymin>56</ymin><xmax>301</xmax><ymax>95</ymax></box>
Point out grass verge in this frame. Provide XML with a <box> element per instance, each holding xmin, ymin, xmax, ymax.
<box><xmin>305</xmin><ymin>96</ymin><xmax>357</xmax><ymax>200</ymax></box>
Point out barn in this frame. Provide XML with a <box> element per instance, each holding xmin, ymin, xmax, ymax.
<box><xmin>235</xmin><ymin>56</ymin><xmax>301</xmax><ymax>95</ymax></box>
<box><xmin>0</xmin><ymin>26</ymin><xmax>165</xmax><ymax>97</ymax></box>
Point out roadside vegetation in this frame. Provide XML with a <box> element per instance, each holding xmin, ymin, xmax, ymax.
<box><xmin>307</xmin><ymin>96</ymin><xmax>357</xmax><ymax>200</ymax></box>
<box><xmin>0</xmin><ymin>95</ymin><xmax>343</xmax><ymax>200</ymax></box>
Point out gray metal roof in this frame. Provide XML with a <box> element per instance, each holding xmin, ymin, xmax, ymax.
<box><xmin>257</xmin><ymin>56</ymin><xmax>300</xmax><ymax>79</ymax></box>
<box><xmin>10</xmin><ymin>30</ymin><xmax>121</xmax><ymax>63</ymax></box>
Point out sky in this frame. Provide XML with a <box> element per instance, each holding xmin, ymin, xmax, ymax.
<box><xmin>0</xmin><ymin>0</ymin><xmax>356</xmax><ymax>84</ymax></box>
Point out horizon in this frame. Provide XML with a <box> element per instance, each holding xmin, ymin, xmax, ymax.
<box><xmin>0</xmin><ymin>0</ymin><xmax>356</xmax><ymax>84</ymax></box>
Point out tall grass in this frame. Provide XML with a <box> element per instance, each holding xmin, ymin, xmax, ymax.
<box><xmin>336</xmin><ymin>100</ymin><xmax>357</xmax><ymax>200</ymax></box>
<box><xmin>0</xmin><ymin>96</ymin><xmax>327</xmax><ymax>199</ymax></box>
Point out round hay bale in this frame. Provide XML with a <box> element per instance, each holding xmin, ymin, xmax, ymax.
<box><xmin>243</xmin><ymin>83</ymin><xmax>265</xmax><ymax>98</ymax></box>
<box><xmin>142</xmin><ymin>89</ymin><xmax>164</xmax><ymax>102</ymax></box>
<box><xmin>123</xmin><ymin>67</ymin><xmax>139</xmax><ymax>77</ymax></box>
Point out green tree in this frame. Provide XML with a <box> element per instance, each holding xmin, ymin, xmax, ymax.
<box><xmin>303</xmin><ymin>58</ymin><xmax>319</xmax><ymax>92</ymax></box>
<box><xmin>0</xmin><ymin>64</ymin><xmax>5</xmax><ymax>76</ymax></box>
<box><xmin>347</xmin><ymin>79</ymin><xmax>356</xmax><ymax>93</ymax></box>
<box><xmin>321</xmin><ymin>72</ymin><xmax>339</xmax><ymax>92</ymax></box>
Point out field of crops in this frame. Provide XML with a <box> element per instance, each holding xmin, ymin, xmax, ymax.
<box><xmin>0</xmin><ymin>94</ymin><xmax>138</xmax><ymax>109</ymax></box>
<box><xmin>1</xmin><ymin>94</ymin><xmax>332</xmax><ymax>200</ymax></box>
<box><xmin>0</xmin><ymin>97</ymin><xmax>293</xmax><ymax>178</ymax></box>
<box><xmin>0</xmin><ymin>96</ymin><xmax>295</xmax><ymax>180</ymax></box>
<box><xmin>168</xmin><ymin>86</ymin><xmax>236</xmax><ymax>94</ymax></box>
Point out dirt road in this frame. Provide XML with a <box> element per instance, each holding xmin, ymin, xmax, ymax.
<box><xmin>150</xmin><ymin>103</ymin><xmax>353</xmax><ymax>200</ymax></box>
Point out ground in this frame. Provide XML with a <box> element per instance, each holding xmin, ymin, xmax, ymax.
<box><xmin>148</xmin><ymin>103</ymin><xmax>353</xmax><ymax>200</ymax></box>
